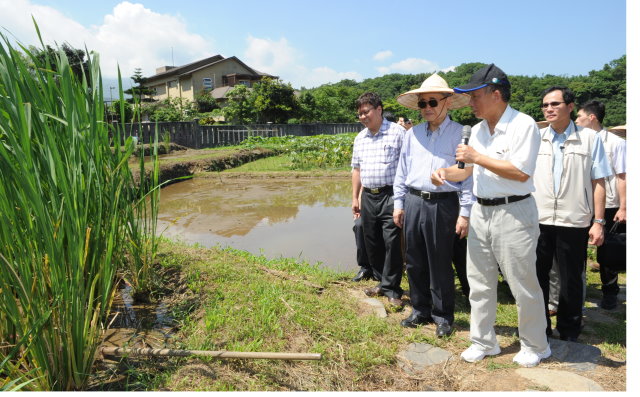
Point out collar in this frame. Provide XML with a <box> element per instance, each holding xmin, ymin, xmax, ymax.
<box><xmin>366</xmin><ymin>118</ymin><xmax>390</xmax><ymax>137</ymax></box>
<box><xmin>427</xmin><ymin>115</ymin><xmax>452</xmax><ymax>135</ymax></box>
<box><xmin>480</xmin><ymin>105</ymin><xmax>515</xmax><ymax>136</ymax></box>
<box><xmin>542</xmin><ymin>121</ymin><xmax>580</xmax><ymax>142</ymax></box>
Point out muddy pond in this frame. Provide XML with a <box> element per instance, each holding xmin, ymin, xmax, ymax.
<box><xmin>157</xmin><ymin>177</ymin><xmax>359</xmax><ymax>273</ymax></box>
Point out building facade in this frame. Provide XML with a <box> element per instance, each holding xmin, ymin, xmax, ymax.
<box><xmin>143</xmin><ymin>55</ymin><xmax>276</xmax><ymax>103</ymax></box>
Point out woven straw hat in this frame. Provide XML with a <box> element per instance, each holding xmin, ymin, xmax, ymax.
<box><xmin>397</xmin><ymin>73</ymin><xmax>470</xmax><ymax>110</ymax></box>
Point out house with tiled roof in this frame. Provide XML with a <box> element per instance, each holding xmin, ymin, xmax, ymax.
<box><xmin>143</xmin><ymin>55</ymin><xmax>276</xmax><ymax>103</ymax></box>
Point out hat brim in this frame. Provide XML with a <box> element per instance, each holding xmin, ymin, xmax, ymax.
<box><xmin>453</xmin><ymin>83</ymin><xmax>488</xmax><ymax>93</ymax></box>
<box><xmin>397</xmin><ymin>89</ymin><xmax>470</xmax><ymax>110</ymax></box>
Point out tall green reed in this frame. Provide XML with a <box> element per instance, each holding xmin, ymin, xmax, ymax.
<box><xmin>0</xmin><ymin>25</ymin><xmax>159</xmax><ymax>390</ymax></box>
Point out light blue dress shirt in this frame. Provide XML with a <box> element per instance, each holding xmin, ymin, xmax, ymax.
<box><xmin>393</xmin><ymin>116</ymin><xmax>474</xmax><ymax>217</ymax></box>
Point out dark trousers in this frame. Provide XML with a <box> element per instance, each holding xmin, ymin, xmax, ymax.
<box><xmin>598</xmin><ymin>207</ymin><xmax>625</xmax><ymax>296</ymax></box>
<box><xmin>353</xmin><ymin>216</ymin><xmax>370</xmax><ymax>269</ymax></box>
<box><xmin>536</xmin><ymin>224</ymin><xmax>589</xmax><ymax>338</ymax></box>
<box><xmin>452</xmin><ymin>236</ymin><xmax>470</xmax><ymax>297</ymax></box>
<box><xmin>403</xmin><ymin>193</ymin><xmax>458</xmax><ymax>325</ymax></box>
<box><xmin>361</xmin><ymin>189</ymin><xmax>403</xmax><ymax>299</ymax></box>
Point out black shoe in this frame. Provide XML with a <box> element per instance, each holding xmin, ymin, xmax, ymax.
<box><xmin>436</xmin><ymin>322</ymin><xmax>453</xmax><ymax>337</ymax></box>
<box><xmin>560</xmin><ymin>335</ymin><xmax>578</xmax><ymax>342</ymax></box>
<box><xmin>351</xmin><ymin>268</ymin><xmax>373</xmax><ymax>282</ymax></box>
<box><xmin>400</xmin><ymin>312</ymin><xmax>434</xmax><ymax>328</ymax></box>
<box><xmin>600</xmin><ymin>295</ymin><xmax>618</xmax><ymax>310</ymax></box>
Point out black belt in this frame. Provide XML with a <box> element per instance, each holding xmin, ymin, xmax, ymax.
<box><xmin>476</xmin><ymin>194</ymin><xmax>531</xmax><ymax>206</ymax></box>
<box><xmin>363</xmin><ymin>185</ymin><xmax>393</xmax><ymax>194</ymax></box>
<box><xmin>409</xmin><ymin>188</ymin><xmax>458</xmax><ymax>200</ymax></box>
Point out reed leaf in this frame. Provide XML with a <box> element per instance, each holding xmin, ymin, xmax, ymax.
<box><xmin>0</xmin><ymin>23</ymin><xmax>160</xmax><ymax>390</ymax></box>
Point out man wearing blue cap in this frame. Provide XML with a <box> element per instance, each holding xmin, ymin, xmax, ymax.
<box><xmin>431</xmin><ymin>64</ymin><xmax>550</xmax><ymax>367</ymax></box>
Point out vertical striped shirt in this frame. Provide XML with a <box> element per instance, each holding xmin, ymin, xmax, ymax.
<box><xmin>351</xmin><ymin>119</ymin><xmax>405</xmax><ymax>188</ymax></box>
<box><xmin>393</xmin><ymin>116</ymin><xmax>474</xmax><ymax>217</ymax></box>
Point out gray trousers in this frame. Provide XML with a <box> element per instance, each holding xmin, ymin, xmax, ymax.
<box><xmin>467</xmin><ymin>197</ymin><xmax>548</xmax><ymax>353</ymax></box>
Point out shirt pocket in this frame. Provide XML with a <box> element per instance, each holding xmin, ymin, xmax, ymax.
<box><xmin>383</xmin><ymin>144</ymin><xmax>399</xmax><ymax>163</ymax></box>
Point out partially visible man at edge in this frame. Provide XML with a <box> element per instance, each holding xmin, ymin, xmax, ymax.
<box><xmin>351</xmin><ymin>92</ymin><xmax>406</xmax><ymax>307</ymax></box>
<box><xmin>431</xmin><ymin>64</ymin><xmax>551</xmax><ymax>368</ymax></box>
<box><xmin>575</xmin><ymin>100</ymin><xmax>626</xmax><ymax>310</ymax></box>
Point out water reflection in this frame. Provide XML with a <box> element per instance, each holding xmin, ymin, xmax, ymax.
<box><xmin>157</xmin><ymin>177</ymin><xmax>358</xmax><ymax>272</ymax></box>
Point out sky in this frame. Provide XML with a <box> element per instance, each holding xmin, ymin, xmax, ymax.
<box><xmin>0</xmin><ymin>0</ymin><xmax>628</xmax><ymax>90</ymax></box>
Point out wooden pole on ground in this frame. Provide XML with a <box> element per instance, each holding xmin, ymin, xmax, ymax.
<box><xmin>100</xmin><ymin>347</ymin><xmax>321</xmax><ymax>361</ymax></box>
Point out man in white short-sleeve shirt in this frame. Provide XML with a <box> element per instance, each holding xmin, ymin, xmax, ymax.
<box><xmin>576</xmin><ymin>100</ymin><xmax>626</xmax><ymax>310</ymax></box>
<box><xmin>431</xmin><ymin>64</ymin><xmax>550</xmax><ymax>368</ymax></box>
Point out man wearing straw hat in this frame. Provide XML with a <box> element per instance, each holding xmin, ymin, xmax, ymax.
<box><xmin>431</xmin><ymin>64</ymin><xmax>551</xmax><ymax>367</ymax></box>
<box><xmin>351</xmin><ymin>92</ymin><xmax>406</xmax><ymax>307</ymax></box>
<box><xmin>393</xmin><ymin>74</ymin><xmax>472</xmax><ymax>337</ymax></box>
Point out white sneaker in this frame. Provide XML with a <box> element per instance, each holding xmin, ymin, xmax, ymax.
<box><xmin>461</xmin><ymin>344</ymin><xmax>501</xmax><ymax>363</ymax></box>
<box><xmin>513</xmin><ymin>344</ymin><xmax>552</xmax><ymax>367</ymax></box>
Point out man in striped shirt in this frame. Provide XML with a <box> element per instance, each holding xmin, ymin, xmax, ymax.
<box><xmin>351</xmin><ymin>92</ymin><xmax>406</xmax><ymax>307</ymax></box>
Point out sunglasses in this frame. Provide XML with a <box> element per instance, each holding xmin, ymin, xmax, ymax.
<box><xmin>541</xmin><ymin>101</ymin><xmax>565</xmax><ymax>109</ymax></box>
<box><xmin>417</xmin><ymin>97</ymin><xmax>446</xmax><ymax>109</ymax></box>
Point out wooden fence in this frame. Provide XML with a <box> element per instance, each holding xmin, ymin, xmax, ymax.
<box><xmin>121</xmin><ymin>121</ymin><xmax>363</xmax><ymax>148</ymax></box>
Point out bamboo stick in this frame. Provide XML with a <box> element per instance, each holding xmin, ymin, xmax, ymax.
<box><xmin>100</xmin><ymin>347</ymin><xmax>322</xmax><ymax>361</ymax></box>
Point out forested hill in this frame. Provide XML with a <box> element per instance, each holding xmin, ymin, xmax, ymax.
<box><xmin>298</xmin><ymin>55</ymin><xmax>625</xmax><ymax>127</ymax></box>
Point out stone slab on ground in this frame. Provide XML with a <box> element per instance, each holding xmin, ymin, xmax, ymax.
<box><xmin>516</xmin><ymin>368</ymin><xmax>604</xmax><ymax>391</ymax></box>
<box><xmin>397</xmin><ymin>342</ymin><xmax>453</xmax><ymax>375</ymax></box>
<box><xmin>347</xmin><ymin>289</ymin><xmax>388</xmax><ymax>318</ymax></box>
<box><xmin>549</xmin><ymin>338</ymin><xmax>601</xmax><ymax>372</ymax></box>
<box><xmin>361</xmin><ymin>297</ymin><xmax>387</xmax><ymax>318</ymax></box>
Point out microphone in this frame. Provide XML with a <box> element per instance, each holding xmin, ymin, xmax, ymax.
<box><xmin>457</xmin><ymin>125</ymin><xmax>472</xmax><ymax>169</ymax></box>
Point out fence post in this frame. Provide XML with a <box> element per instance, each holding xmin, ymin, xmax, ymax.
<box><xmin>192</xmin><ymin>119</ymin><xmax>200</xmax><ymax>149</ymax></box>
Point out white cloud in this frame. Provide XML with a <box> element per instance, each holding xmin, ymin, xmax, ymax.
<box><xmin>376</xmin><ymin>57</ymin><xmax>440</xmax><ymax>75</ymax></box>
<box><xmin>0</xmin><ymin>1</ymin><xmax>213</xmax><ymax>80</ymax></box>
<box><xmin>373</xmin><ymin>50</ymin><xmax>393</xmax><ymax>61</ymax></box>
<box><xmin>0</xmin><ymin>1</ymin><xmax>361</xmax><ymax>88</ymax></box>
<box><xmin>243</xmin><ymin>35</ymin><xmax>361</xmax><ymax>88</ymax></box>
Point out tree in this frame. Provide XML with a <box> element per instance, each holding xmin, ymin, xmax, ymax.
<box><xmin>223</xmin><ymin>84</ymin><xmax>256</xmax><ymax>124</ymax></box>
<box><xmin>252</xmin><ymin>78</ymin><xmax>299</xmax><ymax>123</ymax></box>
<box><xmin>30</xmin><ymin>43</ymin><xmax>90</xmax><ymax>81</ymax></box>
<box><xmin>124</xmin><ymin>68</ymin><xmax>155</xmax><ymax>103</ymax></box>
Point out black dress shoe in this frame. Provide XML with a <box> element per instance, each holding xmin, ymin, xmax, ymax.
<box><xmin>436</xmin><ymin>322</ymin><xmax>453</xmax><ymax>337</ymax></box>
<box><xmin>351</xmin><ymin>268</ymin><xmax>373</xmax><ymax>282</ymax></box>
<box><xmin>560</xmin><ymin>335</ymin><xmax>578</xmax><ymax>342</ymax></box>
<box><xmin>400</xmin><ymin>312</ymin><xmax>433</xmax><ymax>328</ymax></box>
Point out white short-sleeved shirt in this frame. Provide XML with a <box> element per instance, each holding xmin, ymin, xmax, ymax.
<box><xmin>467</xmin><ymin>105</ymin><xmax>541</xmax><ymax>198</ymax></box>
<box><xmin>598</xmin><ymin>128</ymin><xmax>627</xmax><ymax>208</ymax></box>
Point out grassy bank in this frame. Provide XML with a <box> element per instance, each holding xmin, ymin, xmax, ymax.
<box><xmin>93</xmin><ymin>239</ymin><xmax>626</xmax><ymax>391</ymax></box>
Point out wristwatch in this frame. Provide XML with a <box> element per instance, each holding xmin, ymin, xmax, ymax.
<box><xmin>593</xmin><ymin>218</ymin><xmax>606</xmax><ymax>226</ymax></box>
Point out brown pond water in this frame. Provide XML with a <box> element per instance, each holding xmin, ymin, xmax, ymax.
<box><xmin>157</xmin><ymin>177</ymin><xmax>358</xmax><ymax>272</ymax></box>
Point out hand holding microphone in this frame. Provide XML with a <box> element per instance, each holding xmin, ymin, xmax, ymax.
<box><xmin>457</xmin><ymin>125</ymin><xmax>472</xmax><ymax>169</ymax></box>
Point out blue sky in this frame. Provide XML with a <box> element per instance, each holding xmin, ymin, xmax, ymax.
<box><xmin>0</xmin><ymin>0</ymin><xmax>628</xmax><ymax>89</ymax></box>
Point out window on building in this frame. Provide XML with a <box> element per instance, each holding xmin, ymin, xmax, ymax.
<box><xmin>239</xmin><ymin>80</ymin><xmax>250</xmax><ymax>87</ymax></box>
<box><xmin>203</xmin><ymin>78</ymin><xmax>213</xmax><ymax>91</ymax></box>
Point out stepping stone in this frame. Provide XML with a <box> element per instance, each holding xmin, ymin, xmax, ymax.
<box><xmin>348</xmin><ymin>289</ymin><xmax>388</xmax><ymax>318</ymax></box>
<box><xmin>516</xmin><ymin>368</ymin><xmax>604</xmax><ymax>391</ymax></box>
<box><xmin>549</xmin><ymin>339</ymin><xmax>601</xmax><ymax>372</ymax></box>
<box><xmin>397</xmin><ymin>343</ymin><xmax>453</xmax><ymax>374</ymax></box>
<box><xmin>361</xmin><ymin>297</ymin><xmax>387</xmax><ymax>318</ymax></box>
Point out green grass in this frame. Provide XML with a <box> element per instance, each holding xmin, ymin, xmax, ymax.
<box><xmin>227</xmin><ymin>155</ymin><xmax>295</xmax><ymax>172</ymax></box>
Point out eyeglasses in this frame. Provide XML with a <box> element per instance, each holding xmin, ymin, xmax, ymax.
<box><xmin>357</xmin><ymin>107</ymin><xmax>375</xmax><ymax>118</ymax></box>
<box><xmin>541</xmin><ymin>101</ymin><xmax>565</xmax><ymax>109</ymax></box>
<box><xmin>417</xmin><ymin>97</ymin><xmax>445</xmax><ymax>109</ymax></box>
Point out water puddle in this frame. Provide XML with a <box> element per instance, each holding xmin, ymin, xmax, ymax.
<box><xmin>156</xmin><ymin>177</ymin><xmax>358</xmax><ymax>272</ymax></box>
<box><xmin>102</xmin><ymin>284</ymin><xmax>174</xmax><ymax>350</ymax></box>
